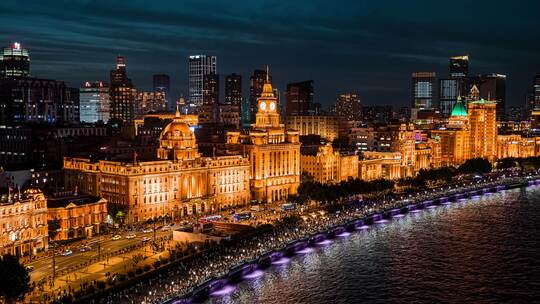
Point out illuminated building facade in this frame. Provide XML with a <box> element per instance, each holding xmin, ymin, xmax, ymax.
<box><xmin>0</xmin><ymin>189</ymin><xmax>48</xmax><ymax>256</ymax></box>
<box><xmin>301</xmin><ymin>143</ymin><xmax>358</xmax><ymax>183</ymax></box>
<box><xmin>431</xmin><ymin>98</ymin><xmax>471</xmax><ymax>166</ymax></box>
<box><xmin>0</xmin><ymin>42</ymin><xmax>30</xmax><ymax>78</ymax></box>
<box><xmin>64</xmin><ymin>110</ymin><xmax>250</xmax><ymax>223</ymax></box>
<box><xmin>285</xmin><ymin>115</ymin><xmax>339</xmax><ymax>141</ymax></box>
<box><xmin>227</xmin><ymin>70</ymin><xmax>300</xmax><ymax>203</ymax></box>
<box><xmin>47</xmin><ymin>193</ymin><xmax>107</xmax><ymax>241</ymax></box>
<box><xmin>468</xmin><ymin>99</ymin><xmax>498</xmax><ymax>160</ymax></box>
<box><xmin>496</xmin><ymin>135</ymin><xmax>536</xmax><ymax>159</ymax></box>
<box><xmin>249</xmin><ymin>69</ymin><xmax>271</xmax><ymax>122</ymax></box>
<box><xmin>110</xmin><ymin>56</ymin><xmax>136</xmax><ymax>122</ymax></box>
<box><xmin>79</xmin><ymin>81</ymin><xmax>110</xmax><ymax>123</ymax></box>
<box><xmin>359</xmin><ymin>152</ymin><xmax>401</xmax><ymax>180</ymax></box>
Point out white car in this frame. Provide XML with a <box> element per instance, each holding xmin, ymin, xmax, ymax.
<box><xmin>62</xmin><ymin>250</ymin><xmax>73</xmax><ymax>256</ymax></box>
<box><xmin>125</xmin><ymin>234</ymin><xmax>136</xmax><ymax>239</ymax></box>
<box><xmin>142</xmin><ymin>228</ymin><xmax>153</xmax><ymax>233</ymax></box>
<box><xmin>142</xmin><ymin>237</ymin><xmax>152</xmax><ymax>242</ymax></box>
<box><xmin>111</xmin><ymin>235</ymin><xmax>122</xmax><ymax>241</ymax></box>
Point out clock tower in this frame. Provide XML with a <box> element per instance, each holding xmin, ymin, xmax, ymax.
<box><xmin>254</xmin><ymin>67</ymin><xmax>281</xmax><ymax>129</ymax></box>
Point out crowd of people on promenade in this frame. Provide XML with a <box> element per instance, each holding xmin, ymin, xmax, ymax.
<box><xmin>90</xmin><ymin>173</ymin><xmax>532</xmax><ymax>304</ymax></box>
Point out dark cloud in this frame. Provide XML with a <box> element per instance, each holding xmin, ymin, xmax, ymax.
<box><xmin>1</xmin><ymin>0</ymin><xmax>539</xmax><ymax>108</ymax></box>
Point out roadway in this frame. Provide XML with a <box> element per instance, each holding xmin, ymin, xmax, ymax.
<box><xmin>28</xmin><ymin>229</ymin><xmax>172</xmax><ymax>282</ymax></box>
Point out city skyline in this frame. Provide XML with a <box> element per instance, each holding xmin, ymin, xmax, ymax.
<box><xmin>1</xmin><ymin>0</ymin><xmax>539</xmax><ymax>108</ymax></box>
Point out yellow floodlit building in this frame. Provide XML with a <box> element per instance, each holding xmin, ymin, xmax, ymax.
<box><xmin>285</xmin><ymin>115</ymin><xmax>339</xmax><ymax>141</ymax></box>
<box><xmin>226</xmin><ymin>70</ymin><xmax>300</xmax><ymax>203</ymax></box>
<box><xmin>64</xmin><ymin>110</ymin><xmax>250</xmax><ymax>223</ymax></box>
<box><xmin>468</xmin><ymin>99</ymin><xmax>497</xmax><ymax>161</ymax></box>
<box><xmin>300</xmin><ymin>143</ymin><xmax>358</xmax><ymax>183</ymax></box>
<box><xmin>0</xmin><ymin>189</ymin><xmax>48</xmax><ymax>256</ymax></box>
<box><xmin>359</xmin><ymin>151</ymin><xmax>402</xmax><ymax>181</ymax></box>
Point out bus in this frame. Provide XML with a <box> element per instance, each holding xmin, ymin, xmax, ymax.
<box><xmin>233</xmin><ymin>212</ymin><xmax>252</xmax><ymax>221</ymax></box>
<box><xmin>199</xmin><ymin>215</ymin><xmax>222</xmax><ymax>224</ymax></box>
<box><xmin>281</xmin><ymin>203</ymin><xmax>296</xmax><ymax>211</ymax></box>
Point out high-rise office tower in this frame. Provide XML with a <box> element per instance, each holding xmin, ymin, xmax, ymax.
<box><xmin>225</xmin><ymin>73</ymin><xmax>242</xmax><ymax>105</ymax></box>
<box><xmin>199</xmin><ymin>72</ymin><xmax>219</xmax><ymax>123</ymax></box>
<box><xmin>249</xmin><ymin>69</ymin><xmax>271</xmax><ymax>122</ymax></box>
<box><xmin>411</xmin><ymin>72</ymin><xmax>437</xmax><ymax>109</ymax></box>
<box><xmin>109</xmin><ymin>56</ymin><xmax>136</xmax><ymax>122</ymax></box>
<box><xmin>449</xmin><ymin>55</ymin><xmax>469</xmax><ymax>78</ymax></box>
<box><xmin>530</xmin><ymin>73</ymin><xmax>540</xmax><ymax>127</ymax></box>
<box><xmin>188</xmin><ymin>55</ymin><xmax>216</xmax><ymax>107</ymax></box>
<box><xmin>285</xmin><ymin>80</ymin><xmax>314</xmax><ymax>116</ymax></box>
<box><xmin>470</xmin><ymin>73</ymin><xmax>506</xmax><ymax>120</ymax></box>
<box><xmin>153</xmin><ymin>74</ymin><xmax>171</xmax><ymax>110</ymax></box>
<box><xmin>335</xmin><ymin>93</ymin><xmax>362</xmax><ymax>121</ymax></box>
<box><xmin>0</xmin><ymin>42</ymin><xmax>30</xmax><ymax>78</ymax></box>
<box><xmin>203</xmin><ymin>73</ymin><xmax>219</xmax><ymax>105</ymax></box>
<box><xmin>79</xmin><ymin>81</ymin><xmax>110</xmax><ymax>123</ymax></box>
<box><xmin>439</xmin><ymin>55</ymin><xmax>469</xmax><ymax>117</ymax></box>
<box><xmin>135</xmin><ymin>91</ymin><xmax>167</xmax><ymax>114</ymax></box>
<box><xmin>468</xmin><ymin>99</ymin><xmax>497</xmax><ymax>160</ymax></box>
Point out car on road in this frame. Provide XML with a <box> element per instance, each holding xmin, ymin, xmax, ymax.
<box><xmin>125</xmin><ymin>234</ymin><xmax>136</xmax><ymax>239</ymax></box>
<box><xmin>142</xmin><ymin>228</ymin><xmax>153</xmax><ymax>233</ymax></box>
<box><xmin>25</xmin><ymin>265</ymin><xmax>34</xmax><ymax>272</ymax></box>
<box><xmin>62</xmin><ymin>249</ymin><xmax>73</xmax><ymax>256</ymax></box>
<box><xmin>111</xmin><ymin>235</ymin><xmax>122</xmax><ymax>241</ymax></box>
<box><xmin>142</xmin><ymin>237</ymin><xmax>152</xmax><ymax>242</ymax></box>
<box><xmin>79</xmin><ymin>246</ymin><xmax>91</xmax><ymax>252</ymax></box>
<box><xmin>161</xmin><ymin>225</ymin><xmax>171</xmax><ymax>231</ymax></box>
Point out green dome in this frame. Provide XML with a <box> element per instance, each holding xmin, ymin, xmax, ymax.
<box><xmin>451</xmin><ymin>99</ymin><xmax>467</xmax><ymax>117</ymax></box>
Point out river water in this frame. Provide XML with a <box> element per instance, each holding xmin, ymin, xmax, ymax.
<box><xmin>205</xmin><ymin>185</ymin><xmax>540</xmax><ymax>304</ymax></box>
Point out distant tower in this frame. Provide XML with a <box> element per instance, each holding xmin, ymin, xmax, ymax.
<box><xmin>249</xmin><ymin>69</ymin><xmax>271</xmax><ymax>122</ymax></box>
<box><xmin>285</xmin><ymin>80</ymin><xmax>314</xmax><ymax>116</ymax></box>
<box><xmin>188</xmin><ymin>55</ymin><xmax>216</xmax><ymax>108</ymax></box>
<box><xmin>153</xmin><ymin>74</ymin><xmax>171</xmax><ymax>111</ymax></box>
<box><xmin>411</xmin><ymin>72</ymin><xmax>437</xmax><ymax>109</ymax></box>
<box><xmin>109</xmin><ymin>56</ymin><xmax>136</xmax><ymax>121</ymax></box>
<box><xmin>225</xmin><ymin>73</ymin><xmax>242</xmax><ymax>105</ymax></box>
<box><xmin>0</xmin><ymin>42</ymin><xmax>30</xmax><ymax>78</ymax></box>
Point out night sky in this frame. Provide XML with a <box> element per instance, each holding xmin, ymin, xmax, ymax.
<box><xmin>1</xmin><ymin>0</ymin><xmax>539</xmax><ymax>109</ymax></box>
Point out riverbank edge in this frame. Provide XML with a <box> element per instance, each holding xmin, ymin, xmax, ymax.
<box><xmin>163</xmin><ymin>175</ymin><xmax>539</xmax><ymax>304</ymax></box>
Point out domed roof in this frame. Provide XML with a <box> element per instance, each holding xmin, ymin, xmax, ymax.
<box><xmin>451</xmin><ymin>97</ymin><xmax>467</xmax><ymax>117</ymax></box>
<box><xmin>161</xmin><ymin>120</ymin><xmax>192</xmax><ymax>137</ymax></box>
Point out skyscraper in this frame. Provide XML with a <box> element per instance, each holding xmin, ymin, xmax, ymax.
<box><xmin>153</xmin><ymin>74</ymin><xmax>171</xmax><ymax>110</ymax></box>
<box><xmin>411</xmin><ymin>72</ymin><xmax>437</xmax><ymax>109</ymax></box>
<box><xmin>335</xmin><ymin>93</ymin><xmax>362</xmax><ymax>121</ymax></box>
<box><xmin>0</xmin><ymin>42</ymin><xmax>30</xmax><ymax>78</ymax></box>
<box><xmin>449</xmin><ymin>55</ymin><xmax>469</xmax><ymax>78</ymax></box>
<box><xmin>249</xmin><ymin>69</ymin><xmax>271</xmax><ymax>122</ymax></box>
<box><xmin>285</xmin><ymin>80</ymin><xmax>314</xmax><ymax>116</ymax></box>
<box><xmin>225</xmin><ymin>73</ymin><xmax>242</xmax><ymax>105</ymax></box>
<box><xmin>188</xmin><ymin>55</ymin><xmax>216</xmax><ymax>107</ymax></box>
<box><xmin>109</xmin><ymin>56</ymin><xmax>136</xmax><ymax>122</ymax></box>
<box><xmin>439</xmin><ymin>55</ymin><xmax>469</xmax><ymax>117</ymax></box>
<box><xmin>530</xmin><ymin>73</ymin><xmax>540</xmax><ymax>127</ymax></box>
<box><xmin>199</xmin><ymin>72</ymin><xmax>219</xmax><ymax>123</ymax></box>
<box><xmin>79</xmin><ymin>81</ymin><xmax>110</xmax><ymax>123</ymax></box>
<box><xmin>470</xmin><ymin>73</ymin><xmax>506</xmax><ymax>120</ymax></box>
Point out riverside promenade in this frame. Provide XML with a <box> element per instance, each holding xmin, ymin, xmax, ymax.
<box><xmin>91</xmin><ymin>173</ymin><xmax>536</xmax><ymax>304</ymax></box>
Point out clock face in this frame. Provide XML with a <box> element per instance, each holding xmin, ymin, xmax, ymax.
<box><xmin>269</xmin><ymin>102</ymin><xmax>276</xmax><ymax>111</ymax></box>
<box><xmin>260</xmin><ymin>101</ymin><xmax>267</xmax><ymax>111</ymax></box>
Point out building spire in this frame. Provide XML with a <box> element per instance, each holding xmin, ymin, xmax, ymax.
<box><xmin>266</xmin><ymin>65</ymin><xmax>270</xmax><ymax>83</ymax></box>
<box><xmin>175</xmin><ymin>101</ymin><xmax>180</xmax><ymax>117</ymax></box>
